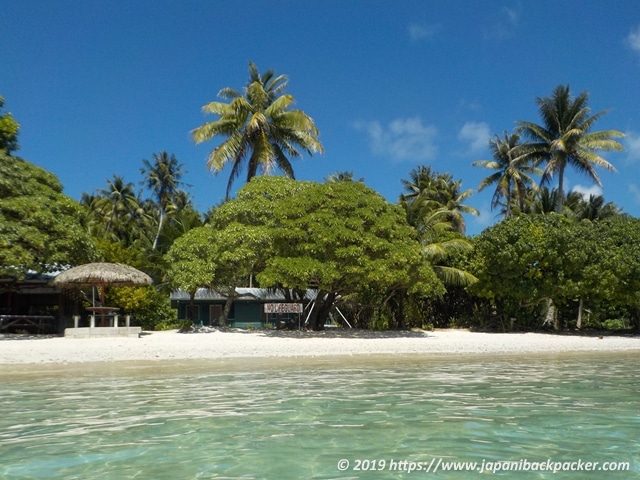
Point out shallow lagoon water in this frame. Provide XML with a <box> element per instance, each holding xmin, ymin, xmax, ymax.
<box><xmin>0</xmin><ymin>352</ymin><xmax>638</xmax><ymax>479</ymax></box>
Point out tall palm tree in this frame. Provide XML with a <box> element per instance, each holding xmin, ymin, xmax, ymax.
<box><xmin>574</xmin><ymin>194</ymin><xmax>621</xmax><ymax>221</ymax></box>
<box><xmin>524</xmin><ymin>187</ymin><xmax>560</xmax><ymax>215</ymax></box>
<box><xmin>140</xmin><ymin>151</ymin><xmax>187</xmax><ymax>250</ymax></box>
<box><xmin>517</xmin><ymin>84</ymin><xmax>624</xmax><ymax>212</ymax></box>
<box><xmin>473</xmin><ymin>131</ymin><xmax>541</xmax><ymax>219</ymax></box>
<box><xmin>94</xmin><ymin>175</ymin><xmax>142</xmax><ymax>239</ymax></box>
<box><xmin>401</xmin><ymin>166</ymin><xmax>478</xmax><ymax>234</ymax></box>
<box><xmin>191</xmin><ymin>61</ymin><xmax>324</xmax><ymax>198</ymax></box>
<box><xmin>435</xmin><ymin>174</ymin><xmax>479</xmax><ymax>234</ymax></box>
<box><xmin>400</xmin><ymin>167</ymin><xmax>478</xmax><ymax>287</ymax></box>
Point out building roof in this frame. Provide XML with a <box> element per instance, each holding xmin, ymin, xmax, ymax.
<box><xmin>170</xmin><ymin>288</ymin><xmax>317</xmax><ymax>302</ymax></box>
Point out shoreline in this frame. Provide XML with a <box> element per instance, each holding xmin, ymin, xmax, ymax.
<box><xmin>1</xmin><ymin>328</ymin><xmax>639</xmax><ymax>366</ymax></box>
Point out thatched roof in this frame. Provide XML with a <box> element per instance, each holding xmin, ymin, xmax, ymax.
<box><xmin>52</xmin><ymin>263</ymin><xmax>152</xmax><ymax>287</ymax></box>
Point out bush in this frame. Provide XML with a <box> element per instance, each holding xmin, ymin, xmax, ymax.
<box><xmin>601</xmin><ymin>318</ymin><xmax>630</xmax><ymax>331</ymax></box>
<box><xmin>107</xmin><ymin>286</ymin><xmax>176</xmax><ymax>330</ymax></box>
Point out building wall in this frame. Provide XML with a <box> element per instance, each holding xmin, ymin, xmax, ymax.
<box><xmin>172</xmin><ymin>299</ymin><xmax>303</xmax><ymax>329</ymax></box>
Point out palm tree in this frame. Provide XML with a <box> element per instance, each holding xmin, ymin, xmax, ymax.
<box><xmin>401</xmin><ymin>167</ymin><xmax>478</xmax><ymax>287</ymax></box>
<box><xmin>517</xmin><ymin>85</ymin><xmax>624</xmax><ymax>213</ymax></box>
<box><xmin>401</xmin><ymin>166</ymin><xmax>478</xmax><ymax>234</ymax></box>
<box><xmin>574</xmin><ymin>194</ymin><xmax>621</xmax><ymax>221</ymax></box>
<box><xmin>191</xmin><ymin>61</ymin><xmax>324</xmax><ymax>198</ymax></box>
<box><xmin>429</xmin><ymin>173</ymin><xmax>478</xmax><ymax>234</ymax></box>
<box><xmin>419</xmin><ymin>208</ymin><xmax>478</xmax><ymax>287</ymax></box>
<box><xmin>473</xmin><ymin>131</ymin><xmax>541</xmax><ymax>219</ymax></box>
<box><xmin>324</xmin><ymin>170</ymin><xmax>364</xmax><ymax>183</ymax></box>
<box><xmin>95</xmin><ymin>175</ymin><xmax>142</xmax><ymax>238</ymax></box>
<box><xmin>140</xmin><ymin>152</ymin><xmax>187</xmax><ymax>250</ymax></box>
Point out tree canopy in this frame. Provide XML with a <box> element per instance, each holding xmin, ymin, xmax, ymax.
<box><xmin>0</xmin><ymin>96</ymin><xmax>20</xmax><ymax>154</ymax></box>
<box><xmin>166</xmin><ymin>176</ymin><xmax>443</xmax><ymax>329</ymax></box>
<box><xmin>0</xmin><ymin>153</ymin><xmax>98</xmax><ymax>277</ymax></box>
<box><xmin>471</xmin><ymin>213</ymin><xmax>640</xmax><ymax>330</ymax></box>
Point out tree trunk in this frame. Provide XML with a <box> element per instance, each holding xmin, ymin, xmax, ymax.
<box><xmin>152</xmin><ymin>210</ymin><xmax>165</xmax><ymax>251</ymax></box>
<box><xmin>543</xmin><ymin>298</ymin><xmax>558</xmax><ymax>330</ymax></box>
<box><xmin>219</xmin><ymin>296</ymin><xmax>233</xmax><ymax>327</ymax></box>
<box><xmin>576</xmin><ymin>298</ymin><xmax>583</xmax><ymax>329</ymax></box>
<box><xmin>307</xmin><ymin>291</ymin><xmax>336</xmax><ymax>331</ymax></box>
<box><xmin>392</xmin><ymin>294</ymin><xmax>405</xmax><ymax>329</ymax></box>
<box><xmin>556</xmin><ymin>168</ymin><xmax>565</xmax><ymax>213</ymax></box>
<box><xmin>629</xmin><ymin>305</ymin><xmax>640</xmax><ymax>332</ymax></box>
<box><xmin>188</xmin><ymin>292</ymin><xmax>195</xmax><ymax>322</ymax></box>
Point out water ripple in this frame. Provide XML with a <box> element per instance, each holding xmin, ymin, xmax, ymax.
<box><xmin>0</xmin><ymin>355</ymin><xmax>638</xmax><ymax>478</ymax></box>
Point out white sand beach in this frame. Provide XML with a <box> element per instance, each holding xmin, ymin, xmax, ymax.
<box><xmin>1</xmin><ymin>328</ymin><xmax>639</xmax><ymax>365</ymax></box>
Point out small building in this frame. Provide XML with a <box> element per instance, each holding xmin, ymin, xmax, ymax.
<box><xmin>0</xmin><ymin>272</ymin><xmax>79</xmax><ymax>334</ymax></box>
<box><xmin>170</xmin><ymin>288</ymin><xmax>316</xmax><ymax>329</ymax></box>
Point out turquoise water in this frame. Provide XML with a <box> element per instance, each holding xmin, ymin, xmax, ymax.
<box><xmin>0</xmin><ymin>353</ymin><xmax>638</xmax><ymax>479</ymax></box>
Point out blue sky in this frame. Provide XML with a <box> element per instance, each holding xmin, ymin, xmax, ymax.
<box><xmin>3</xmin><ymin>1</ymin><xmax>640</xmax><ymax>235</ymax></box>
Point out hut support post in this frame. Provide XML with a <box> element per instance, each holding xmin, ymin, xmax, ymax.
<box><xmin>89</xmin><ymin>315</ymin><xmax>95</xmax><ymax>328</ymax></box>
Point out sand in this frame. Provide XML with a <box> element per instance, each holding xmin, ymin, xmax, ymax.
<box><xmin>0</xmin><ymin>328</ymin><xmax>639</xmax><ymax>365</ymax></box>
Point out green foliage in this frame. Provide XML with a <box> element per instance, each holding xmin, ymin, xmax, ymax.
<box><xmin>471</xmin><ymin>214</ymin><xmax>640</xmax><ymax>330</ymax></box>
<box><xmin>258</xmin><ymin>180</ymin><xmax>441</xmax><ymax>297</ymax></box>
<box><xmin>165</xmin><ymin>176</ymin><xmax>443</xmax><ymax>330</ymax></box>
<box><xmin>401</xmin><ymin>165</ymin><xmax>478</xmax><ymax>234</ymax></box>
<box><xmin>166</xmin><ymin>216</ymin><xmax>271</xmax><ymax>325</ymax></box>
<box><xmin>254</xmin><ymin>178</ymin><xmax>443</xmax><ymax>329</ymax></box>
<box><xmin>400</xmin><ymin>166</ymin><xmax>478</xmax><ymax>289</ymax></box>
<box><xmin>0</xmin><ymin>96</ymin><xmax>20</xmax><ymax>153</ymax></box>
<box><xmin>472</xmin><ymin>130</ymin><xmax>541</xmax><ymax>219</ymax></box>
<box><xmin>165</xmin><ymin>226</ymin><xmax>219</xmax><ymax>294</ymax></box>
<box><xmin>154</xmin><ymin>318</ymin><xmax>185</xmax><ymax>331</ymax></box>
<box><xmin>471</xmin><ymin>215</ymin><xmax>564</xmax><ymax>328</ymax></box>
<box><xmin>81</xmin><ymin>157</ymin><xmax>202</xmax><ymax>288</ymax></box>
<box><xmin>140</xmin><ymin>151</ymin><xmax>189</xmax><ymax>250</ymax></box>
<box><xmin>0</xmin><ymin>153</ymin><xmax>99</xmax><ymax>276</ymax></box>
<box><xmin>108</xmin><ymin>285</ymin><xmax>176</xmax><ymax>330</ymax></box>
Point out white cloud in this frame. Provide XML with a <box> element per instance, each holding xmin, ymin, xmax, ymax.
<box><xmin>627</xmin><ymin>25</ymin><xmax>640</xmax><ymax>52</ymax></box>
<box><xmin>485</xmin><ymin>4</ymin><xmax>521</xmax><ymax>39</ymax></box>
<box><xmin>625</xmin><ymin>131</ymin><xmax>640</xmax><ymax>163</ymax></box>
<box><xmin>408</xmin><ymin>23</ymin><xmax>440</xmax><ymax>41</ymax></box>
<box><xmin>354</xmin><ymin>117</ymin><xmax>438</xmax><ymax>162</ymax></box>
<box><xmin>571</xmin><ymin>184</ymin><xmax>603</xmax><ymax>199</ymax></box>
<box><xmin>502</xmin><ymin>6</ymin><xmax>520</xmax><ymax>26</ymax></box>
<box><xmin>458</xmin><ymin>121</ymin><xmax>490</xmax><ymax>154</ymax></box>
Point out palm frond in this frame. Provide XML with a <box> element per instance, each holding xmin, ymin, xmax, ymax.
<box><xmin>433</xmin><ymin>265</ymin><xmax>478</xmax><ymax>287</ymax></box>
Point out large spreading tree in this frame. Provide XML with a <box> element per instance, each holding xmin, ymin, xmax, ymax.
<box><xmin>191</xmin><ymin>62</ymin><xmax>324</xmax><ymax>198</ymax></box>
<box><xmin>166</xmin><ymin>177</ymin><xmax>443</xmax><ymax>330</ymax></box>
<box><xmin>256</xmin><ymin>178</ymin><xmax>443</xmax><ymax>329</ymax></box>
<box><xmin>0</xmin><ymin>152</ymin><xmax>98</xmax><ymax>277</ymax></box>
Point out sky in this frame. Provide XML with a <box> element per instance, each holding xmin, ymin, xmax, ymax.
<box><xmin>2</xmin><ymin>1</ymin><xmax>640</xmax><ymax>236</ymax></box>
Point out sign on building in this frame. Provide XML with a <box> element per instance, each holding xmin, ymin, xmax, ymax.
<box><xmin>264</xmin><ymin>303</ymin><xmax>303</xmax><ymax>313</ymax></box>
